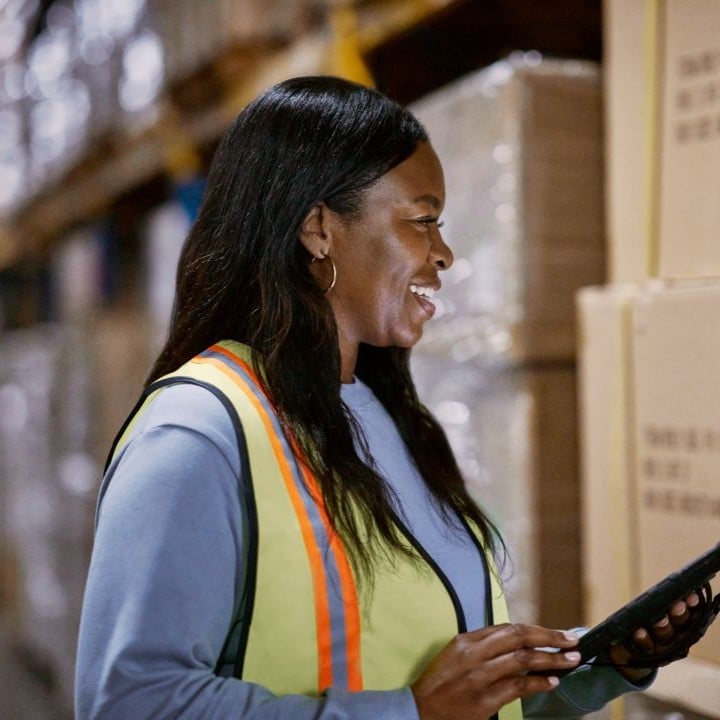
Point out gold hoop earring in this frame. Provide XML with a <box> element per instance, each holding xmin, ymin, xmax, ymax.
<box><xmin>311</xmin><ymin>254</ymin><xmax>337</xmax><ymax>294</ymax></box>
<box><xmin>324</xmin><ymin>256</ymin><xmax>337</xmax><ymax>293</ymax></box>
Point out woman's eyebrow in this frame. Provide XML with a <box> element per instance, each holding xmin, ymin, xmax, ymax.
<box><xmin>411</xmin><ymin>193</ymin><xmax>442</xmax><ymax>209</ymax></box>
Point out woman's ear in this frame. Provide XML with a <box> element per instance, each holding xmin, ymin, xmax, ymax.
<box><xmin>298</xmin><ymin>203</ymin><xmax>332</xmax><ymax>259</ymax></box>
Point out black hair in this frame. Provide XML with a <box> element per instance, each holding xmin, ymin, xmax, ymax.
<box><xmin>148</xmin><ymin>76</ymin><xmax>502</xmax><ymax>581</ymax></box>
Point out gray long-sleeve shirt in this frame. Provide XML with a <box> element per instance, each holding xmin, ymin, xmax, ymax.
<box><xmin>75</xmin><ymin>379</ymin><xmax>650</xmax><ymax>719</ymax></box>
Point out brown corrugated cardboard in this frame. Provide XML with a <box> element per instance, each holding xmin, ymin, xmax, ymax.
<box><xmin>657</xmin><ymin>0</ymin><xmax>720</xmax><ymax>277</ymax></box>
<box><xmin>605</xmin><ymin>0</ymin><xmax>720</xmax><ymax>281</ymax></box>
<box><xmin>519</xmin><ymin>71</ymin><xmax>606</xmax><ymax>361</ymax></box>
<box><xmin>631</xmin><ymin>283</ymin><xmax>720</xmax><ymax>665</ymax></box>
<box><xmin>604</xmin><ymin>0</ymin><xmax>652</xmax><ymax>282</ymax></box>
<box><xmin>528</xmin><ymin>367</ymin><xmax>583</xmax><ymax>629</ymax></box>
<box><xmin>577</xmin><ymin>285</ymin><xmax>642</xmax><ymax>625</ymax></box>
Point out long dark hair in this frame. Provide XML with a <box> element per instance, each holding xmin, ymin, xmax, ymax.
<box><xmin>149</xmin><ymin>76</ymin><xmax>502</xmax><ymax>579</ymax></box>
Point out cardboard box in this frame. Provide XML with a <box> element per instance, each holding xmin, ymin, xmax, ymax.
<box><xmin>605</xmin><ymin>0</ymin><xmax>720</xmax><ymax>281</ymax></box>
<box><xmin>577</xmin><ymin>281</ymin><xmax>720</xmax><ymax>717</ymax></box>
<box><xmin>657</xmin><ymin>0</ymin><xmax>720</xmax><ymax>278</ymax></box>
<box><xmin>577</xmin><ymin>285</ymin><xmax>641</xmax><ymax>625</ymax></box>
<box><xmin>410</xmin><ymin>55</ymin><xmax>605</xmax><ymax>364</ymax></box>
<box><xmin>645</xmin><ymin>659</ymin><xmax>720</xmax><ymax>717</ymax></box>
<box><xmin>412</xmin><ymin>354</ymin><xmax>583</xmax><ymax>630</ymax></box>
<box><xmin>631</xmin><ymin>283</ymin><xmax>720</xmax><ymax>665</ymax></box>
<box><xmin>604</xmin><ymin>0</ymin><xmax>651</xmax><ymax>282</ymax></box>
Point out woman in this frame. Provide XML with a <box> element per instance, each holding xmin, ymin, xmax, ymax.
<box><xmin>75</xmin><ymin>76</ymin><xmax>696</xmax><ymax>720</ymax></box>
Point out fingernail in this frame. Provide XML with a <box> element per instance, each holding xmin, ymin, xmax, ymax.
<box><xmin>564</xmin><ymin>652</ymin><xmax>582</xmax><ymax>662</ymax></box>
<box><xmin>636</xmin><ymin>629</ymin><xmax>648</xmax><ymax>640</ymax></box>
<box><xmin>547</xmin><ymin>676</ymin><xmax>560</xmax><ymax>688</ymax></box>
<box><xmin>563</xmin><ymin>631</ymin><xmax>580</xmax><ymax>642</ymax></box>
<box><xmin>657</xmin><ymin>617</ymin><xmax>670</xmax><ymax>627</ymax></box>
<box><xmin>671</xmin><ymin>603</ymin><xmax>685</xmax><ymax>616</ymax></box>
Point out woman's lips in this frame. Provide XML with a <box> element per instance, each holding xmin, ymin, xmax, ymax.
<box><xmin>409</xmin><ymin>284</ymin><xmax>437</xmax><ymax>318</ymax></box>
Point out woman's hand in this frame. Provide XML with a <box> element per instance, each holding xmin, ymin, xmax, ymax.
<box><xmin>411</xmin><ymin>623</ymin><xmax>581</xmax><ymax>720</ymax></box>
<box><xmin>608</xmin><ymin>592</ymin><xmax>701</xmax><ymax>683</ymax></box>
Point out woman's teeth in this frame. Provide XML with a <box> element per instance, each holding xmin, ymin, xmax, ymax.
<box><xmin>409</xmin><ymin>284</ymin><xmax>435</xmax><ymax>299</ymax></box>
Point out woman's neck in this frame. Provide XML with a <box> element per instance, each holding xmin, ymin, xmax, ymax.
<box><xmin>338</xmin><ymin>333</ymin><xmax>358</xmax><ymax>384</ymax></box>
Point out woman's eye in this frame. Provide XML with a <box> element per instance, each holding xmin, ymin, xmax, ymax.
<box><xmin>417</xmin><ymin>217</ymin><xmax>444</xmax><ymax>228</ymax></box>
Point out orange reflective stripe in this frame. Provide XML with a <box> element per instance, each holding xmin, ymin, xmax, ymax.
<box><xmin>297</xmin><ymin>460</ymin><xmax>363</xmax><ymax>691</ymax></box>
<box><xmin>205</xmin><ymin>344</ymin><xmax>363</xmax><ymax>692</ymax></box>
<box><xmin>213</xmin><ymin>348</ymin><xmax>363</xmax><ymax>689</ymax></box>
<box><xmin>192</xmin><ymin>353</ymin><xmax>334</xmax><ymax>690</ymax></box>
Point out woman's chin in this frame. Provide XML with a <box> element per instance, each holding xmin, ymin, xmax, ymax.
<box><xmin>390</xmin><ymin>325</ymin><xmax>425</xmax><ymax>349</ymax></box>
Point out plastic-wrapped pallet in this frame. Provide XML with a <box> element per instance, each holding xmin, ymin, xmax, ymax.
<box><xmin>409</xmin><ymin>55</ymin><xmax>605</xmax><ymax>629</ymax></box>
<box><xmin>411</xmin><ymin>353</ymin><xmax>580</xmax><ymax>628</ymax></box>
<box><xmin>0</xmin><ymin>325</ymin><xmax>98</xmax><ymax>719</ymax></box>
<box><xmin>409</xmin><ymin>53</ymin><xmax>605</xmax><ymax>364</ymax></box>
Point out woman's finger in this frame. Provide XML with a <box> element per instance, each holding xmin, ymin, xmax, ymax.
<box><xmin>462</xmin><ymin>623</ymin><xmax>578</xmax><ymax>662</ymax></box>
<box><xmin>412</xmin><ymin>625</ymin><xmax>581</xmax><ymax>720</ymax></box>
<box><xmin>669</xmin><ymin>600</ymin><xmax>691</xmax><ymax>629</ymax></box>
<box><xmin>483</xmin><ymin>646</ymin><xmax>582</xmax><ymax>678</ymax></box>
<box><xmin>630</xmin><ymin>627</ymin><xmax>655</xmax><ymax>654</ymax></box>
<box><xmin>414</xmin><ymin>670</ymin><xmax>560</xmax><ymax>720</ymax></box>
<box><xmin>649</xmin><ymin>615</ymin><xmax>675</xmax><ymax>645</ymax></box>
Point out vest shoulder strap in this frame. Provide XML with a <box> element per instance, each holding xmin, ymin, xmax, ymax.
<box><xmin>104</xmin><ymin>374</ymin><xmax>259</xmax><ymax>677</ymax></box>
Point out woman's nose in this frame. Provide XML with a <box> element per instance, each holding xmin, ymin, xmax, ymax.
<box><xmin>431</xmin><ymin>232</ymin><xmax>453</xmax><ymax>270</ymax></box>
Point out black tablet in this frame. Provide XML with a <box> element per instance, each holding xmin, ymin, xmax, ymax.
<box><xmin>575</xmin><ymin>541</ymin><xmax>720</xmax><ymax>666</ymax></box>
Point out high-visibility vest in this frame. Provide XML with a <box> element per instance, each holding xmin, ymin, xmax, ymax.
<box><xmin>110</xmin><ymin>340</ymin><xmax>522</xmax><ymax>719</ymax></box>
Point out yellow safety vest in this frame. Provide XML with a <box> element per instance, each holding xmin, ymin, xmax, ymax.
<box><xmin>110</xmin><ymin>340</ymin><xmax>522</xmax><ymax>719</ymax></box>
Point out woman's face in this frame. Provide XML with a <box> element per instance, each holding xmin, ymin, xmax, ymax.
<box><xmin>328</xmin><ymin>141</ymin><xmax>452</xmax><ymax>353</ymax></box>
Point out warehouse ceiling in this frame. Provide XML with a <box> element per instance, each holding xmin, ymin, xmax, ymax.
<box><xmin>1</xmin><ymin>0</ymin><xmax>603</xmax><ymax>268</ymax></box>
<box><xmin>365</xmin><ymin>0</ymin><xmax>602</xmax><ymax>104</ymax></box>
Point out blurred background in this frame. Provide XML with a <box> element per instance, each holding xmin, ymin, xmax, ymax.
<box><xmin>0</xmin><ymin>0</ymin><xmax>718</xmax><ymax>718</ymax></box>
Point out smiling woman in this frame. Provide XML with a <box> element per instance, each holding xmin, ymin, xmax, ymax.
<box><xmin>75</xmin><ymin>76</ymin><xmax>695</xmax><ymax>720</ymax></box>
<box><xmin>302</xmin><ymin>141</ymin><xmax>453</xmax><ymax>378</ymax></box>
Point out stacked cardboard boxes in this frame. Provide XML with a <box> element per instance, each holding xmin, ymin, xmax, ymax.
<box><xmin>410</xmin><ymin>55</ymin><xmax>605</xmax><ymax>630</ymax></box>
<box><xmin>411</xmin><ymin>54</ymin><xmax>604</xmax><ymax>366</ymax></box>
<box><xmin>0</xmin><ymin>314</ymin><xmax>155</xmax><ymax>716</ymax></box>
<box><xmin>578</xmin><ymin>282</ymin><xmax>720</xmax><ymax>716</ymax></box>
<box><xmin>579</xmin><ymin>1</ymin><xmax>720</xmax><ymax>715</ymax></box>
<box><xmin>0</xmin><ymin>224</ymin><xmax>157</xmax><ymax>715</ymax></box>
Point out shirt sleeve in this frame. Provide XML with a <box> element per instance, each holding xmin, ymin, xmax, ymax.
<box><xmin>522</xmin><ymin>628</ymin><xmax>656</xmax><ymax>719</ymax></box>
<box><xmin>74</xmin><ymin>384</ymin><xmax>419</xmax><ymax>720</ymax></box>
